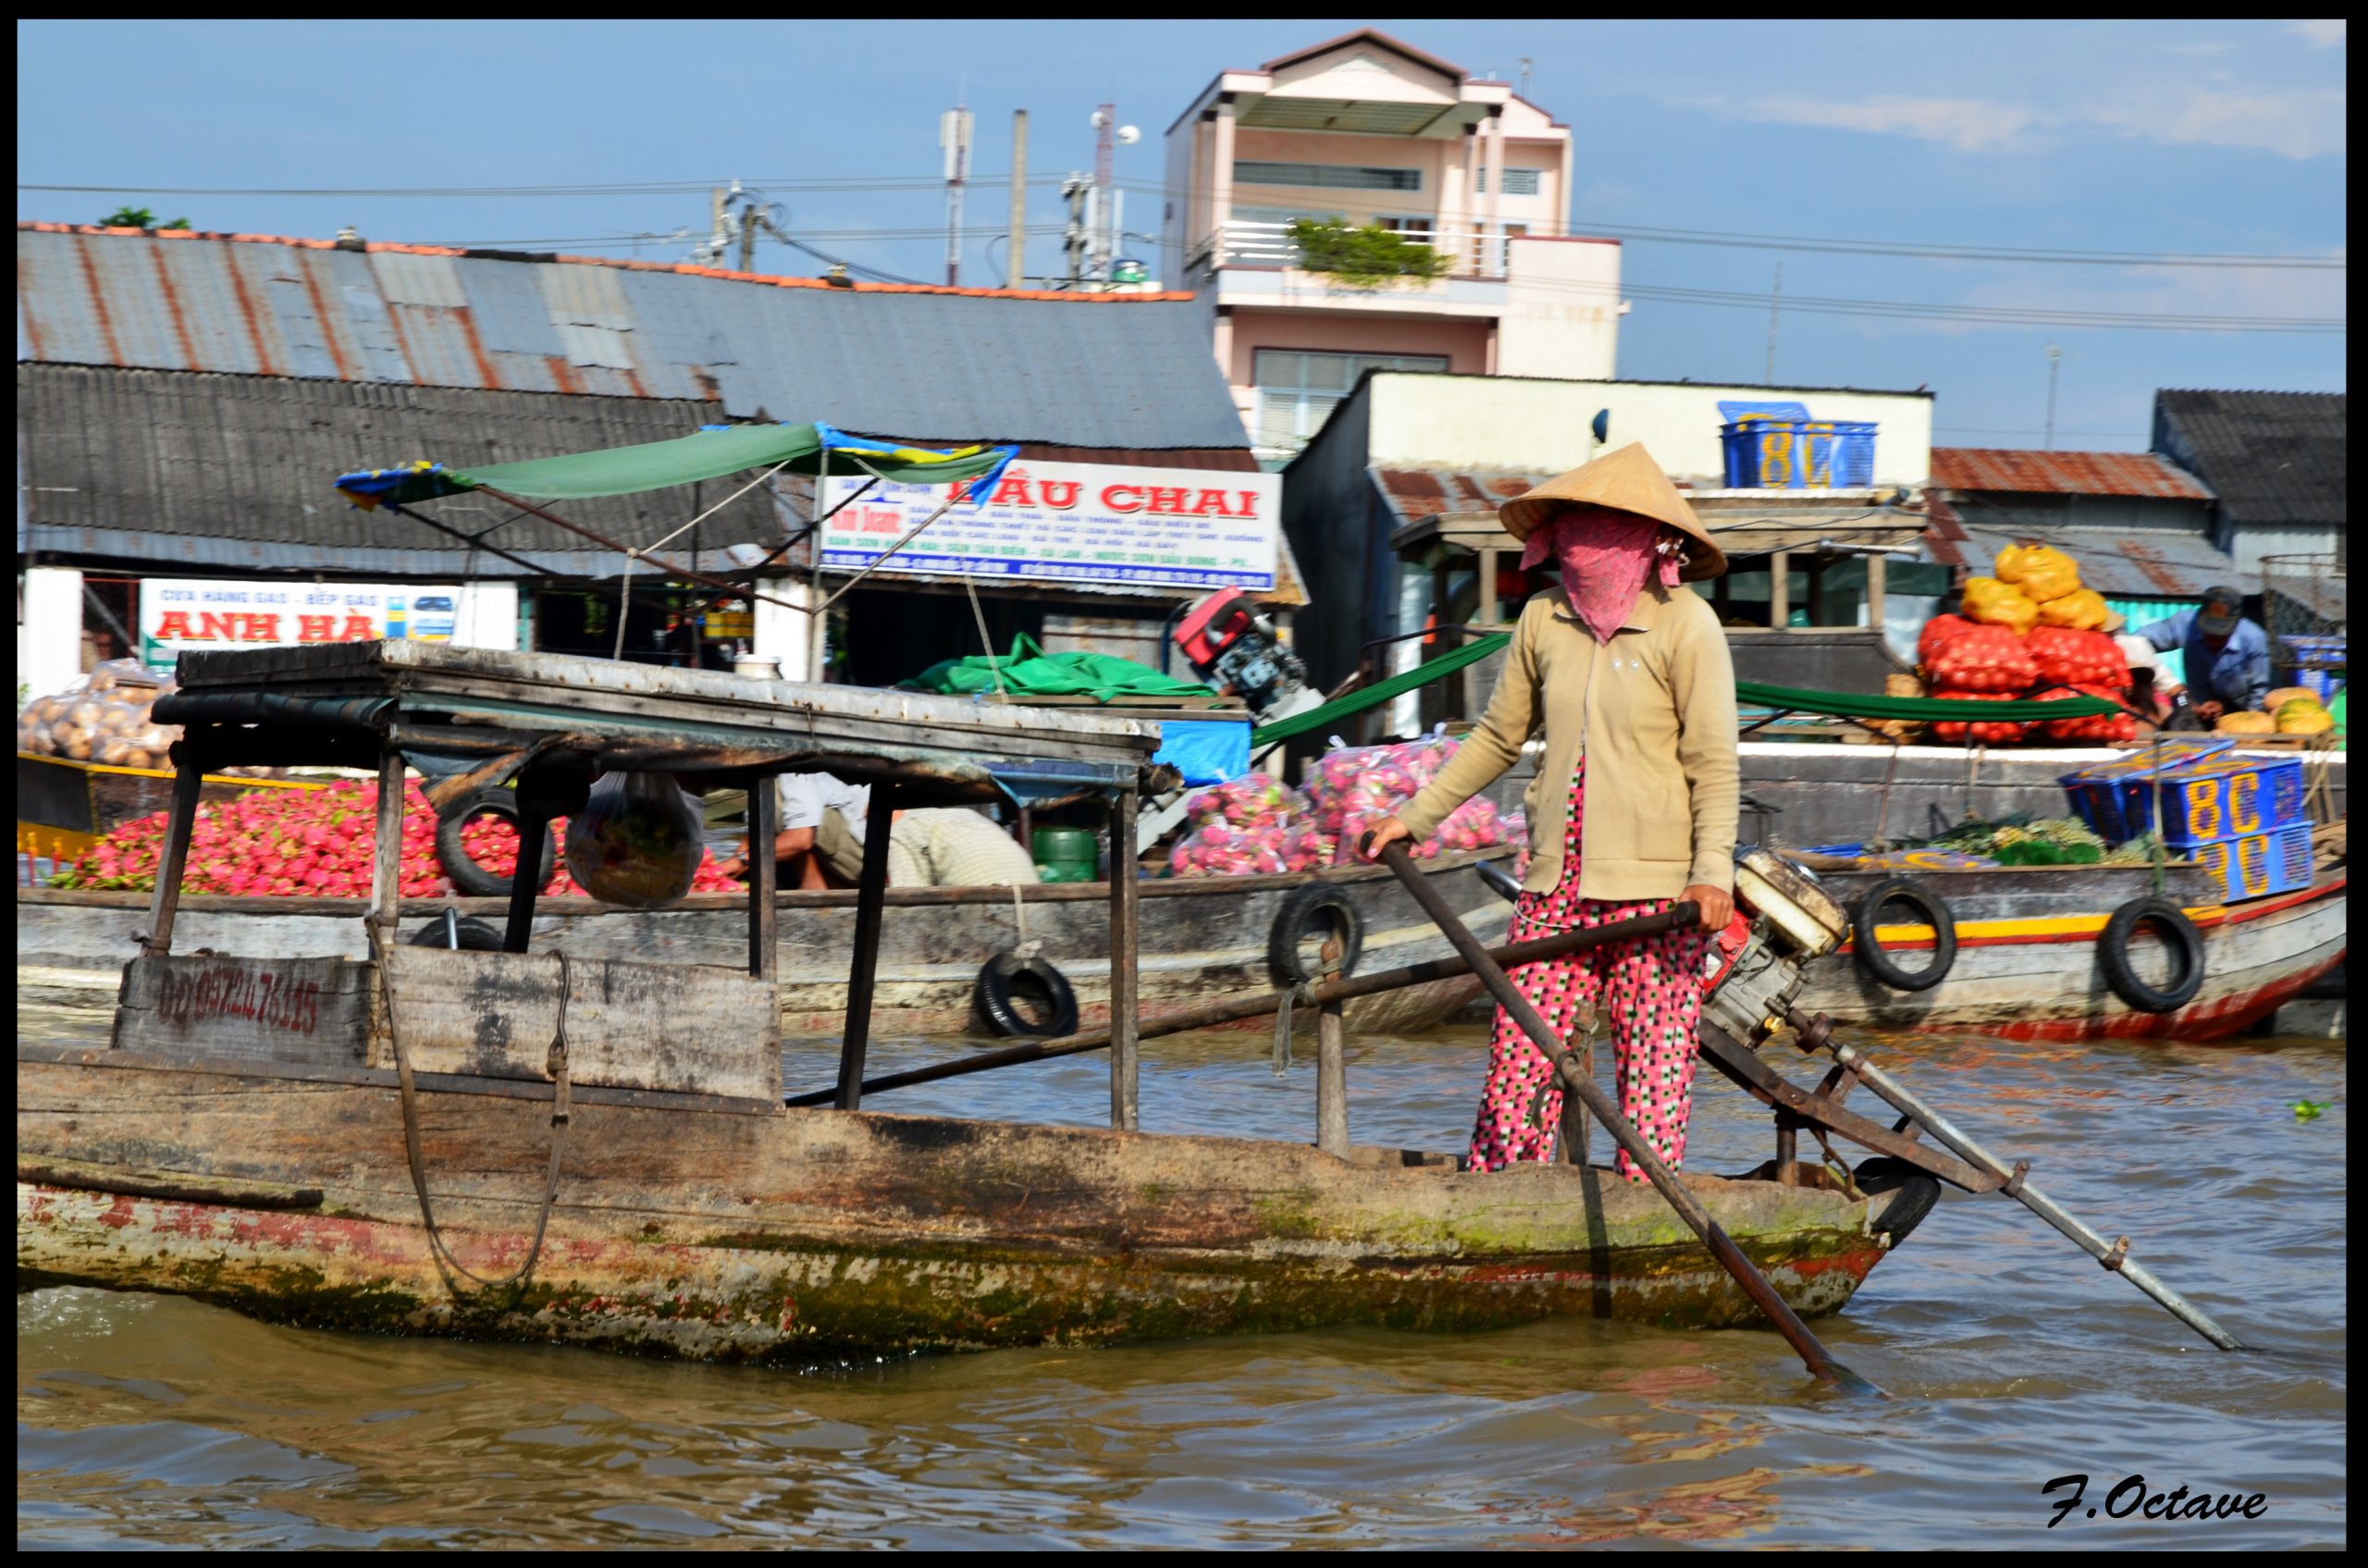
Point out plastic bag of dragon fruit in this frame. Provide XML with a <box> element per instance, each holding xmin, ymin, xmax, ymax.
<box><xmin>1166</xmin><ymin>772</ymin><xmax>1324</xmax><ymax>878</ymax></box>
<box><xmin>1301</xmin><ymin>733</ymin><xmax>1523</xmax><ymax>865</ymax></box>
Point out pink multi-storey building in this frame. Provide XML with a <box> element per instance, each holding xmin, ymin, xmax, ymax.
<box><xmin>1162</xmin><ymin>29</ymin><xmax>1624</xmax><ymax>461</ymax></box>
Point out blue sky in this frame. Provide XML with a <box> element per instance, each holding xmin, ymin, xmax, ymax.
<box><xmin>17</xmin><ymin>19</ymin><xmax>2346</xmax><ymax>451</ymax></box>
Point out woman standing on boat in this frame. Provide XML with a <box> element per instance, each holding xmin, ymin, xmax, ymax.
<box><xmin>1364</xmin><ymin>444</ymin><xmax>1738</xmax><ymax>1181</ymax></box>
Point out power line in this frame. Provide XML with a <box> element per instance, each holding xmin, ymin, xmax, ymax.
<box><xmin>22</xmin><ymin>174</ymin><xmax>2345</xmax><ymax>270</ymax></box>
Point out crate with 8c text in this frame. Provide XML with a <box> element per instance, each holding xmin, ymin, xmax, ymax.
<box><xmin>2057</xmin><ymin>738</ymin><xmax>2235</xmax><ymax>845</ymax></box>
<box><xmin>2189</xmin><ymin>821</ymin><xmax>2314</xmax><ymax>902</ymax></box>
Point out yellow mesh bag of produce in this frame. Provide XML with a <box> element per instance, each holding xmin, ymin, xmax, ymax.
<box><xmin>2036</xmin><ymin>586</ymin><xmax>2109</xmax><ymax>630</ymax></box>
<box><xmin>1994</xmin><ymin>542</ymin><xmax>2081</xmax><ymax>603</ymax></box>
<box><xmin>1962</xmin><ymin>576</ymin><xmax>2039</xmax><ymax>635</ymax></box>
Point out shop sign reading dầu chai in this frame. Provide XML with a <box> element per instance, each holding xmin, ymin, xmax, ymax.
<box><xmin>818</xmin><ymin>461</ymin><xmax>1279</xmax><ymax>592</ymax></box>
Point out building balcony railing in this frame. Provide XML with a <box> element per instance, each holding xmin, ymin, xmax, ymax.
<box><xmin>1190</xmin><ymin>218</ymin><xmax>1510</xmax><ymax>280</ymax></box>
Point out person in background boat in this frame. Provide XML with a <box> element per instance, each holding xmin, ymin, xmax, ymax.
<box><xmin>716</xmin><ymin>771</ymin><xmax>871</xmax><ymax>889</ymax></box>
<box><xmin>1362</xmin><ymin>443</ymin><xmax>1739</xmax><ymax>1183</ymax></box>
<box><xmin>718</xmin><ymin>773</ymin><xmax>1040</xmax><ymax>889</ymax></box>
<box><xmin>2140</xmin><ymin>586</ymin><xmax>2271</xmax><ymax>729</ymax></box>
<box><xmin>2101</xmin><ymin>610</ymin><xmax>2169</xmax><ymax>729</ymax></box>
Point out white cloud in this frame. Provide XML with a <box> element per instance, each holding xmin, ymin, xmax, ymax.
<box><xmin>2162</xmin><ymin>40</ymin><xmax>2234</xmax><ymax>56</ymax></box>
<box><xmin>2091</xmin><ymin>88</ymin><xmax>2347</xmax><ymax>160</ymax></box>
<box><xmin>1706</xmin><ymin>76</ymin><xmax>2344</xmax><ymax>162</ymax></box>
<box><xmin>2287</xmin><ymin>19</ymin><xmax>2345</xmax><ymax>49</ymax></box>
<box><xmin>1729</xmin><ymin>95</ymin><xmax>2047</xmax><ymax>153</ymax></box>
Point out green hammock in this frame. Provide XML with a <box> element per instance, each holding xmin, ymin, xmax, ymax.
<box><xmin>1250</xmin><ymin>633</ymin><xmax>2122</xmax><ymax>746</ymax></box>
<box><xmin>903</xmin><ymin>634</ymin><xmax>1222</xmax><ymax>704</ymax></box>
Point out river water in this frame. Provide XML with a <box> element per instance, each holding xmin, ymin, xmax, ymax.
<box><xmin>17</xmin><ymin>1006</ymin><xmax>2347</xmax><ymax>1549</ymax></box>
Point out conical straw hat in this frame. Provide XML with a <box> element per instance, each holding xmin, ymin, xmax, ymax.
<box><xmin>1498</xmin><ymin>442</ymin><xmax>1726</xmax><ymax>582</ymax></box>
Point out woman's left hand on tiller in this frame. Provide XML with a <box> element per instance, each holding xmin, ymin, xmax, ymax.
<box><xmin>1681</xmin><ymin>883</ymin><xmax>1733</xmax><ymax>931</ymax></box>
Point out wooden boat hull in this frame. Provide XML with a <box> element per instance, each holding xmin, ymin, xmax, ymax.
<box><xmin>1798</xmin><ymin>876</ymin><xmax>2347</xmax><ymax>1042</ymax></box>
<box><xmin>15</xmin><ymin>1048</ymin><xmax>1931</xmax><ymax>1359</ymax></box>
<box><xmin>16</xmin><ymin>854</ymin><xmax>1511</xmax><ymax>1040</ymax></box>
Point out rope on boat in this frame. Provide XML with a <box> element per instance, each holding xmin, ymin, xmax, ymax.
<box><xmin>369</xmin><ymin>917</ymin><xmax>574</xmax><ymax>1299</ymax></box>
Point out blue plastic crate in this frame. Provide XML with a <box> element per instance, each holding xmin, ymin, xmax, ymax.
<box><xmin>2189</xmin><ymin>821</ymin><xmax>2314</xmax><ymax>902</ymax></box>
<box><xmin>2155</xmin><ymin>752</ymin><xmax>2308</xmax><ymax>849</ymax></box>
<box><xmin>2280</xmin><ymin>634</ymin><xmax>2347</xmax><ymax>668</ymax></box>
<box><xmin>1719</xmin><ymin>419</ymin><xmax>1878</xmax><ymax>489</ymax></box>
<box><xmin>2058</xmin><ymin>738</ymin><xmax>2236</xmax><ymax>844</ymax></box>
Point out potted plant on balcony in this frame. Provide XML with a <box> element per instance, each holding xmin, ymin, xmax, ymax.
<box><xmin>1285</xmin><ymin>218</ymin><xmax>1450</xmax><ymax>290</ymax></box>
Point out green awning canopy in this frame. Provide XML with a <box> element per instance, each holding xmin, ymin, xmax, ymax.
<box><xmin>336</xmin><ymin>422</ymin><xmax>1013</xmax><ymax>509</ymax></box>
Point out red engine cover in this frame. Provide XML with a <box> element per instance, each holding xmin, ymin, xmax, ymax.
<box><xmin>1698</xmin><ymin>909</ymin><xmax>1755</xmax><ymax>997</ymax></box>
<box><xmin>1175</xmin><ymin>587</ymin><xmax>1254</xmax><ymax>669</ymax></box>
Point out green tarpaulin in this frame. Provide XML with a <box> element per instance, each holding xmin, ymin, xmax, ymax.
<box><xmin>336</xmin><ymin>423</ymin><xmax>1009</xmax><ymax>508</ymax></box>
<box><xmin>905</xmin><ymin>635</ymin><xmax>1220</xmax><ymax>705</ymax></box>
<box><xmin>1249</xmin><ymin>633</ymin><xmax>2124</xmax><ymax>746</ymax></box>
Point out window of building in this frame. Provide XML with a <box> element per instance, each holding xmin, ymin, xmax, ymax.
<box><xmin>1475</xmin><ymin>167</ymin><xmax>1543</xmax><ymax>196</ymax></box>
<box><xmin>1236</xmin><ymin>161</ymin><xmax>1423</xmax><ymax>192</ymax></box>
<box><xmin>1252</xmin><ymin>350</ymin><xmax>1450</xmax><ymax>451</ymax></box>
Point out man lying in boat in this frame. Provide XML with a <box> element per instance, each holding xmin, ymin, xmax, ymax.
<box><xmin>717</xmin><ymin>772</ymin><xmax>1040</xmax><ymax>889</ymax></box>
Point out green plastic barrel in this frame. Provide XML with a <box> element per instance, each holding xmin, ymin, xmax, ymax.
<box><xmin>1032</xmin><ymin>826</ymin><xmax>1100</xmax><ymax>882</ymax></box>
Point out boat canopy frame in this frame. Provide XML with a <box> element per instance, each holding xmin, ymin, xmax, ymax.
<box><xmin>149</xmin><ymin>640</ymin><xmax>1162</xmax><ymax>1127</ymax></box>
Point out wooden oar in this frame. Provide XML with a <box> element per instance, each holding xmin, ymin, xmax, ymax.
<box><xmin>1786</xmin><ymin>1010</ymin><xmax>2245</xmax><ymax>1352</ymax></box>
<box><xmin>1373</xmin><ymin>839</ymin><xmax>1879</xmax><ymax>1394</ymax></box>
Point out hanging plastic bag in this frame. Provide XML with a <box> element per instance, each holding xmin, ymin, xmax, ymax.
<box><xmin>562</xmin><ymin>770</ymin><xmax>705</xmax><ymax>907</ymax></box>
<box><xmin>1962</xmin><ymin>576</ymin><xmax>2039</xmax><ymax>635</ymax></box>
<box><xmin>1927</xmin><ymin>623</ymin><xmax>2038</xmax><ymax>692</ymax></box>
<box><xmin>1994</xmin><ymin>543</ymin><xmax>2082</xmax><ymax>604</ymax></box>
<box><xmin>2035</xmin><ymin>586</ymin><xmax>2109</xmax><ymax>631</ymax></box>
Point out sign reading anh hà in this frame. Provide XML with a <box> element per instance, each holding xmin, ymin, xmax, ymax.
<box><xmin>138</xmin><ymin>579</ymin><xmax>466</xmax><ymax>673</ymax></box>
<box><xmin>818</xmin><ymin>461</ymin><xmax>1279</xmax><ymax>591</ymax></box>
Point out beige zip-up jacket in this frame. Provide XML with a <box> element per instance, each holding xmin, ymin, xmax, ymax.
<box><xmin>1398</xmin><ymin>581</ymin><xmax>1739</xmax><ymax>899</ymax></box>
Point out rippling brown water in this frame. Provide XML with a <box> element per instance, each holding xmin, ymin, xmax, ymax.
<box><xmin>17</xmin><ymin>1006</ymin><xmax>2348</xmax><ymax>1548</ymax></box>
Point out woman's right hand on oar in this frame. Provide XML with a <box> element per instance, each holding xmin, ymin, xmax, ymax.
<box><xmin>1359</xmin><ymin>816</ymin><xmax>1412</xmax><ymax>860</ymax></box>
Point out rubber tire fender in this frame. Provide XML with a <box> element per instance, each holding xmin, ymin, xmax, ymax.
<box><xmin>975</xmin><ymin>951</ymin><xmax>1080</xmax><ymax>1040</ymax></box>
<box><xmin>1850</xmin><ymin>876</ymin><xmax>1958</xmax><ymax>994</ymax></box>
<box><xmin>405</xmin><ymin>915</ymin><xmax>506</xmax><ymax>951</ymax></box>
<box><xmin>1267</xmin><ymin>882</ymin><xmax>1364</xmax><ymax>989</ymax></box>
<box><xmin>434</xmin><ymin>787</ymin><xmax>556</xmax><ymax>900</ymax></box>
<box><xmin>2097</xmin><ymin>896</ymin><xmax>2206</xmax><ymax>1014</ymax></box>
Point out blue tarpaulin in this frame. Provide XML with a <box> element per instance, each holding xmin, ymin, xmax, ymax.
<box><xmin>1153</xmin><ymin>718</ymin><xmax>1252</xmax><ymax>785</ymax></box>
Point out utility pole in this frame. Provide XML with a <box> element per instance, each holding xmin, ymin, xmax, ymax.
<box><xmin>2044</xmin><ymin>343</ymin><xmax>2062</xmax><ymax>450</ymax></box>
<box><xmin>942</xmin><ymin>104</ymin><xmax>974</xmax><ymax>287</ymax></box>
<box><xmin>1092</xmin><ymin>103</ymin><xmax>1115</xmax><ymax>283</ymax></box>
<box><xmin>1765</xmin><ymin>262</ymin><xmax>1783</xmax><ymax>384</ymax></box>
<box><xmin>1061</xmin><ymin>173</ymin><xmax>1089</xmax><ymax>287</ymax></box>
<box><xmin>1519</xmin><ymin>57</ymin><xmax>1532</xmax><ymax>97</ymax></box>
<box><xmin>738</xmin><ymin>193</ymin><xmax>758</xmax><ymax>274</ymax></box>
<box><xmin>1007</xmin><ymin>110</ymin><xmax>1029</xmax><ymax>288</ymax></box>
<box><xmin>706</xmin><ymin>187</ymin><xmax>728</xmax><ymax>267</ymax></box>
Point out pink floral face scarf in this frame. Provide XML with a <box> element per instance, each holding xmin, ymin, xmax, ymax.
<box><xmin>1518</xmin><ymin>506</ymin><xmax>1685</xmax><ymax>644</ymax></box>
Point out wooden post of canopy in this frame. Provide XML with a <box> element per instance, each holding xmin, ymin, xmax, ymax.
<box><xmin>142</xmin><ymin>757</ymin><xmax>206</xmax><ymax>955</ymax></box>
<box><xmin>834</xmin><ymin>782</ymin><xmax>899</xmax><ymax>1110</ymax></box>
<box><xmin>746</xmin><ymin>773</ymin><xmax>779</xmax><ymax>982</ymax></box>
<box><xmin>1770</xmin><ymin>549</ymin><xmax>1792</xmax><ymax>628</ymax></box>
<box><xmin>371</xmin><ymin>750</ymin><xmax>405</xmax><ymax>940</ymax></box>
<box><xmin>1107</xmin><ymin>787</ymin><xmax>1141</xmax><ymax>1132</ymax></box>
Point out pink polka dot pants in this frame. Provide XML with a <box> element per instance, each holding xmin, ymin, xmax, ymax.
<box><xmin>1467</xmin><ymin>759</ymin><xmax>1709</xmax><ymax>1182</ymax></box>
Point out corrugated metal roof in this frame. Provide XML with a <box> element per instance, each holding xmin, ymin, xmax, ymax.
<box><xmin>1955</xmin><ymin>525</ymin><xmax>2237</xmax><ymax>599</ymax></box>
<box><xmin>18</xmin><ymin>224</ymin><xmax>1249</xmax><ymax>451</ymax></box>
<box><xmin>17</xmin><ymin>362</ymin><xmax>781</xmax><ymax>573</ymax></box>
<box><xmin>1930</xmin><ymin>447</ymin><xmax>2213</xmax><ymax>500</ymax></box>
<box><xmin>2152</xmin><ymin>389</ymin><xmax>2346</xmax><ymax>527</ymax></box>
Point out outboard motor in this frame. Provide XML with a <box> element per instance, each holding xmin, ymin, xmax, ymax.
<box><xmin>1701</xmin><ymin>848</ymin><xmax>1848</xmax><ymax>1046</ymax></box>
